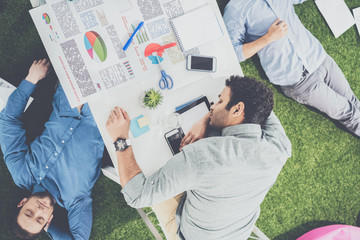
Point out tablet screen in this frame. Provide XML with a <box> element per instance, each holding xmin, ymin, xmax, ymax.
<box><xmin>177</xmin><ymin>98</ymin><xmax>210</xmax><ymax>134</ymax></box>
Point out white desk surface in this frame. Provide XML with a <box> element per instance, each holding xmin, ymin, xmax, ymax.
<box><xmin>89</xmin><ymin>0</ymin><xmax>243</xmax><ymax>182</ymax></box>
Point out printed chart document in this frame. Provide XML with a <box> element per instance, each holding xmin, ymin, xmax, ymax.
<box><xmin>353</xmin><ymin>7</ymin><xmax>360</xmax><ymax>37</ymax></box>
<box><xmin>0</xmin><ymin>78</ymin><xmax>33</xmax><ymax>112</ymax></box>
<box><xmin>29</xmin><ymin>0</ymin><xmax>206</xmax><ymax>107</ymax></box>
<box><xmin>315</xmin><ymin>0</ymin><xmax>355</xmax><ymax>38</ymax></box>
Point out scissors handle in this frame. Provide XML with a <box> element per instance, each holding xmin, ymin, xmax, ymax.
<box><xmin>165</xmin><ymin>74</ymin><xmax>173</xmax><ymax>89</ymax></box>
<box><xmin>159</xmin><ymin>70</ymin><xmax>173</xmax><ymax>90</ymax></box>
<box><xmin>159</xmin><ymin>78</ymin><xmax>166</xmax><ymax>90</ymax></box>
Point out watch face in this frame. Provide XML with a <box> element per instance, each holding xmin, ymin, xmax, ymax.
<box><xmin>115</xmin><ymin>138</ymin><xmax>128</xmax><ymax>151</ymax></box>
<box><xmin>120</xmin><ymin>141</ymin><xmax>126</xmax><ymax>151</ymax></box>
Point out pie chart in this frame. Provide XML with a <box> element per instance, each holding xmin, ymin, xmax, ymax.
<box><xmin>84</xmin><ymin>31</ymin><xmax>107</xmax><ymax>63</ymax></box>
<box><xmin>42</xmin><ymin>13</ymin><xmax>50</xmax><ymax>24</ymax></box>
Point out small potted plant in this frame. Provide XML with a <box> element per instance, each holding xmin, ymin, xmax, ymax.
<box><xmin>141</xmin><ymin>88</ymin><xmax>163</xmax><ymax>109</ymax></box>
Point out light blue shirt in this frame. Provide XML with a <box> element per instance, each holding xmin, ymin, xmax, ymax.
<box><xmin>223</xmin><ymin>0</ymin><xmax>327</xmax><ymax>86</ymax></box>
<box><xmin>0</xmin><ymin>80</ymin><xmax>104</xmax><ymax>239</ymax></box>
<box><xmin>122</xmin><ymin>112</ymin><xmax>291</xmax><ymax>239</ymax></box>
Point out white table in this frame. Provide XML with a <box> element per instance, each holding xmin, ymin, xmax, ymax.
<box><xmin>89</xmin><ymin>0</ymin><xmax>243</xmax><ymax>183</ymax></box>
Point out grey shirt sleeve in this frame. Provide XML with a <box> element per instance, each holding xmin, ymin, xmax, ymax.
<box><xmin>223</xmin><ymin>5</ymin><xmax>247</xmax><ymax>62</ymax></box>
<box><xmin>121</xmin><ymin>146</ymin><xmax>197</xmax><ymax>208</ymax></box>
<box><xmin>262</xmin><ymin>111</ymin><xmax>292</xmax><ymax>158</ymax></box>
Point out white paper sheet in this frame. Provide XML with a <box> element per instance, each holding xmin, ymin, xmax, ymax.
<box><xmin>315</xmin><ymin>0</ymin><xmax>355</xmax><ymax>38</ymax></box>
<box><xmin>353</xmin><ymin>7</ymin><xmax>360</xmax><ymax>37</ymax></box>
<box><xmin>0</xmin><ymin>78</ymin><xmax>33</xmax><ymax>112</ymax></box>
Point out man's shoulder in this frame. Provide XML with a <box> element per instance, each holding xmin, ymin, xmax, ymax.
<box><xmin>184</xmin><ymin>136</ymin><xmax>233</xmax><ymax>160</ymax></box>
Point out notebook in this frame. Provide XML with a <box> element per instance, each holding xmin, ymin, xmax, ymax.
<box><xmin>170</xmin><ymin>4</ymin><xmax>223</xmax><ymax>52</ymax></box>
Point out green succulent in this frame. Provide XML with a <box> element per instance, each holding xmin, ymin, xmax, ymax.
<box><xmin>142</xmin><ymin>88</ymin><xmax>163</xmax><ymax>109</ymax></box>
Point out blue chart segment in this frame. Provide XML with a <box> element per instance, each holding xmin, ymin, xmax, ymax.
<box><xmin>144</xmin><ymin>43</ymin><xmax>164</xmax><ymax>64</ymax></box>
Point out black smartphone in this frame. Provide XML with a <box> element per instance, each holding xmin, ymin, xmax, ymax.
<box><xmin>164</xmin><ymin>128</ymin><xmax>185</xmax><ymax>155</ymax></box>
<box><xmin>186</xmin><ymin>55</ymin><xmax>217</xmax><ymax>72</ymax></box>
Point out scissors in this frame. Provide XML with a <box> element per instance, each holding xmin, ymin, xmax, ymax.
<box><xmin>153</xmin><ymin>52</ymin><xmax>174</xmax><ymax>90</ymax></box>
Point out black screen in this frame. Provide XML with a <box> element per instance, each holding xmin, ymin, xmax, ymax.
<box><xmin>191</xmin><ymin>56</ymin><xmax>213</xmax><ymax>70</ymax></box>
<box><xmin>166</xmin><ymin>129</ymin><xmax>184</xmax><ymax>155</ymax></box>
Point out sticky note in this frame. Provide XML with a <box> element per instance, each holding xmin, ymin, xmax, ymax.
<box><xmin>137</xmin><ymin>115</ymin><xmax>150</xmax><ymax>128</ymax></box>
<box><xmin>130</xmin><ymin>115</ymin><xmax>150</xmax><ymax>138</ymax></box>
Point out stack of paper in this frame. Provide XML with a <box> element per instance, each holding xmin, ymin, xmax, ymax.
<box><xmin>315</xmin><ymin>0</ymin><xmax>355</xmax><ymax>38</ymax></box>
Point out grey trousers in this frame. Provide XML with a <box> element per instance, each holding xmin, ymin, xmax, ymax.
<box><xmin>281</xmin><ymin>54</ymin><xmax>360</xmax><ymax>137</ymax></box>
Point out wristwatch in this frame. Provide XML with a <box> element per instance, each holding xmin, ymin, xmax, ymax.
<box><xmin>114</xmin><ymin>138</ymin><xmax>132</xmax><ymax>151</ymax></box>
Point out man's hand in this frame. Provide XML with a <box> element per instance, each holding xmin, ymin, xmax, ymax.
<box><xmin>265</xmin><ymin>18</ymin><xmax>288</xmax><ymax>43</ymax></box>
<box><xmin>179</xmin><ymin>112</ymin><xmax>210</xmax><ymax>150</ymax></box>
<box><xmin>106</xmin><ymin>107</ymin><xmax>130</xmax><ymax>142</ymax></box>
<box><xmin>25</xmin><ymin>59</ymin><xmax>51</xmax><ymax>85</ymax></box>
<box><xmin>43</xmin><ymin>214</ymin><xmax>53</xmax><ymax>232</ymax></box>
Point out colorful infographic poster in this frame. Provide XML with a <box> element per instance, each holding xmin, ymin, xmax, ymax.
<box><xmin>29</xmin><ymin>0</ymin><xmax>203</xmax><ymax>107</ymax></box>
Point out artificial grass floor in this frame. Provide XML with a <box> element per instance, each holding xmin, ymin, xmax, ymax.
<box><xmin>1</xmin><ymin>0</ymin><xmax>360</xmax><ymax>239</ymax></box>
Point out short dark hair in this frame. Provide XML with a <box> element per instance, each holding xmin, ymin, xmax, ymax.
<box><xmin>10</xmin><ymin>206</ymin><xmax>41</xmax><ymax>239</ymax></box>
<box><xmin>225</xmin><ymin>76</ymin><xmax>274</xmax><ymax>125</ymax></box>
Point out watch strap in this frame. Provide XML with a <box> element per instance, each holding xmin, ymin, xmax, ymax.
<box><xmin>125</xmin><ymin>139</ymin><xmax>132</xmax><ymax>147</ymax></box>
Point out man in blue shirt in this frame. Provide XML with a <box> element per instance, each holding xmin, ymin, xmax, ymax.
<box><xmin>106</xmin><ymin>76</ymin><xmax>291</xmax><ymax>239</ymax></box>
<box><xmin>0</xmin><ymin>59</ymin><xmax>104</xmax><ymax>239</ymax></box>
<box><xmin>223</xmin><ymin>0</ymin><xmax>360</xmax><ymax>137</ymax></box>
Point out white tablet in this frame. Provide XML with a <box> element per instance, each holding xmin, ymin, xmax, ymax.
<box><xmin>176</xmin><ymin>96</ymin><xmax>210</xmax><ymax>134</ymax></box>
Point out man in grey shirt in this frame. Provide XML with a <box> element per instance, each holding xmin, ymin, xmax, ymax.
<box><xmin>106</xmin><ymin>76</ymin><xmax>291</xmax><ymax>239</ymax></box>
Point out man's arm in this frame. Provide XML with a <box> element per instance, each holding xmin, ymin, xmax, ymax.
<box><xmin>46</xmin><ymin>219</ymin><xmax>73</xmax><ymax>240</ymax></box>
<box><xmin>0</xmin><ymin>59</ymin><xmax>50</xmax><ymax>187</ymax></box>
<box><xmin>106</xmin><ymin>107</ymin><xmax>196</xmax><ymax>208</ymax></box>
<box><xmin>262</xmin><ymin>112</ymin><xmax>291</xmax><ymax>158</ymax></box>
<box><xmin>242</xmin><ymin>18</ymin><xmax>288</xmax><ymax>59</ymax></box>
<box><xmin>180</xmin><ymin>112</ymin><xmax>210</xmax><ymax>150</ymax></box>
<box><xmin>47</xmin><ymin>196</ymin><xmax>93</xmax><ymax>240</ymax></box>
<box><xmin>223</xmin><ymin>4</ymin><xmax>289</xmax><ymax>61</ymax></box>
<box><xmin>106</xmin><ymin>107</ymin><xmax>141</xmax><ymax>186</ymax></box>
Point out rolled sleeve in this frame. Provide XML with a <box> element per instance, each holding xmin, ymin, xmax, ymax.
<box><xmin>121</xmin><ymin>173</ymin><xmax>146</xmax><ymax>204</ymax></box>
<box><xmin>18</xmin><ymin>79</ymin><xmax>37</xmax><ymax>98</ymax></box>
<box><xmin>120</xmin><ymin>148</ymin><xmax>197</xmax><ymax>209</ymax></box>
<box><xmin>223</xmin><ymin>5</ymin><xmax>246</xmax><ymax>62</ymax></box>
<box><xmin>1</xmin><ymin>79</ymin><xmax>36</xmax><ymax>118</ymax></box>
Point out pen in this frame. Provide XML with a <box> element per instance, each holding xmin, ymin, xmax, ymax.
<box><xmin>123</xmin><ymin>21</ymin><xmax>144</xmax><ymax>51</ymax></box>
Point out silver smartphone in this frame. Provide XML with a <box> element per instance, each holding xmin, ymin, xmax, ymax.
<box><xmin>164</xmin><ymin>128</ymin><xmax>185</xmax><ymax>155</ymax></box>
<box><xmin>186</xmin><ymin>55</ymin><xmax>217</xmax><ymax>72</ymax></box>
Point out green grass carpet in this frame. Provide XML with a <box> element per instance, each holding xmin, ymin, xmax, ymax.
<box><xmin>1</xmin><ymin>0</ymin><xmax>360</xmax><ymax>239</ymax></box>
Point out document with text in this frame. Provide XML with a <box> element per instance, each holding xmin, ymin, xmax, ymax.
<box><xmin>315</xmin><ymin>0</ymin><xmax>355</xmax><ymax>38</ymax></box>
